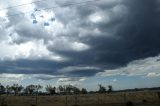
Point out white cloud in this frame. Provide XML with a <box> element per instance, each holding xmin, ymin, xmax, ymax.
<box><xmin>89</xmin><ymin>12</ymin><xmax>104</xmax><ymax>23</ymax></box>
<box><xmin>0</xmin><ymin>73</ymin><xmax>25</xmax><ymax>82</ymax></box>
<box><xmin>57</xmin><ymin>77</ymin><xmax>86</xmax><ymax>86</ymax></box>
<box><xmin>0</xmin><ymin>9</ymin><xmax>7</xmax><ymax>17</ymax></box>
<box><xmin>0</xmin><ymin>40</ymin><xmax>66</xmax><ymax>61</ymax></box>
<box><xmin>113</xmin><ymin>78</ymin><xmax>117</xmax><ymax>82</ymax></box>
<box><xmin>48</xmin><ymin>37</ymin><xmax>90</xmax><ymax>52</ymax></box>
<box><xmin>97</xmin><ymin>55</ymin><xmax>160</xmax><ymax>77</ymax></box>
<box><xmin>2</xmin><ymin>0</ymin><xmax>35</xmax><ymax>12</ymax></box>
<box><xmin>147</xmin><ymin>72</ymin><xmax>160</xmax><ymax>78</ymax></box>
<box><xmin>0</xmin><ymin>73</ymin><xmax>64</xmax><ymax>83</ymax></box>
<box><xmin>71</xmin><ymin>42</ymin><xmax>90</xmax><ymax>51</ymax></box>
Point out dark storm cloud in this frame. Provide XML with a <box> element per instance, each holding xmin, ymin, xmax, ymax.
<box><xmin>0</xmin><ymin>59</ymin><xmax>102</xmax><ymax>77</ymax></box>
<box><xmin>66</xmin><ymin>69</ymin><xmax>101</xmax><ymax>77</ymax></box>
<box><xmin>117</xmin><ymin>0</ymin><xmax>160</xmax><ymax>59</ymax></box>
<box><xmin>0</xmin><ymin>60</ymin><xmax>67</xmax><ymax>75</ymax></box>
<box><xmin>52</xmin><ymin>0</ymin><xmax>160</xmax><ymax>68</ymax></box>
<box><xmin>100</xmin><ymin>0</ymin><xmax>160</xmax><ymax>64</ymax></box>
<box><xmin>58</xmin><ymin>66</ymin><xmax>101</xmax><ymax>77</ymax></box>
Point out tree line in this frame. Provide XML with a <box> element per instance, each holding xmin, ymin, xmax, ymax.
<box><xmin>0</xmin><ymin>83</ymin><xmax>112</xmax><ymax>96</ymax></box>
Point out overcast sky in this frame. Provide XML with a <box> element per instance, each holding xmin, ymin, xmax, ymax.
<box><xmin>0</xmin><ymin>0</ymin><xmax>160</xmax><ymax>90</ymax></box>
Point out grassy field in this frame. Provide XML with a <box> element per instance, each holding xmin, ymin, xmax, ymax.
<box><xmin>0</xmin><ymin>91</ymin><xmax>160</xmax><ymax>106</ymax></box>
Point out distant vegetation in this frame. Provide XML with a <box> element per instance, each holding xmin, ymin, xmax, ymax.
<box><xmin>1</xmin><ymin>83</ymin><xmax>160</xmax><ymax>96</ymax></box>
<box><xmin>0</xmin><ymin>83</ymin><xmax>113</xmax><ymax>96</ymax></box>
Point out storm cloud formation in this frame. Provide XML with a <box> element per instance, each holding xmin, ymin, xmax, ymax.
<box><xmin>0</xmin><ymin>0</ymin><xmax>160</xmax><ymax>79</ymax></box>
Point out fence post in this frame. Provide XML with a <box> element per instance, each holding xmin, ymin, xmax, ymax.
<box><xmin>124</xmin><ymin>93</ymin><xmax>126</xmax><ymax>105</ymax></box>
<box><xmin>97</xmin><ymin>94</ymin><xmax>100</xmax><ymax>106</ymax></box>
<box><xmin>36</xmin><ymin>95</ymin><xmax>38</xmax><ymax>106</ymax></box>
<box><xmin>75</xmin><ymin>95</ymin><xmax>77</xmax><ymax>106</ymax></box>
<box><xmin>65</xmin><ymin>96</ymin><xmax>68</xmax><ymax>106</ymax></box>
<box><xmin>157</xmin><ymin>92</ymin><xmax>160</xmax><ymax>105</ymax></box>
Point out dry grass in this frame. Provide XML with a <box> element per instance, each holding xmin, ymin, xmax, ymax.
<box><xmin>0</xmin><ymin>91</ymin><xmax>160</xmax><ymax>106</ymax></box>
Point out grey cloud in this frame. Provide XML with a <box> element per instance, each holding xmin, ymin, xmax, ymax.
<box><xmin>52</xmin><ymin>0</ymin><xmax>160</xmax><ymax>68</ymax></box>
<box><xmin>58</xmin><ymin>66</ymin><xmax>101</xmax><ymax>77</ymax></box>
<box><xmin>15</xmin><ymin>22</ymin><xmax>50</xmax><ymax>40</ymax></box>
<box><xmin>0</xmin><ymin>59</ymin><xmax>102</xmax><ymax>78</ymax></box>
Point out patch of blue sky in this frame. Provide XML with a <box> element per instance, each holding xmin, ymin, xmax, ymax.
<box><xmin>44</xmin><ymin>22</ymin><xmax>50</xmax><ymax>26</ymax></box>
<box><xmin>33</xmin><ymin>19</ymin><xmax>38</xmax><ymax>24</ymax></box>
<box><xmin>51</xmin><ymin>17</ymin><xmax>55</xmax><ymax>22</ymax></box>
<box><xmin>31</xmin><ymin>13</ymin><xmax>36</xmax><ymax>19</ymax></box>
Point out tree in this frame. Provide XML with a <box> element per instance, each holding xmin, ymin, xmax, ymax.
<box><xmin>25</xmin><ymin>85</ymin><xmax>37</xmax><ymax>95</ymax></box>
<box><xmin>35</xmin><ymin>85</ymin><xmax>43</xmax><ymax>95</ymax></box>
<box><xmin>46</xmin><ymin>85</ymin><xmax>56</xmax><ymax>95</ymax></box>
<box><xmin>72</xmin><ymin>86</ymin><xmax>80</xmax><ymax>94</ymax></box>
<box><xmin>58</xmin><ymin>85</ymin><xmax>65</xmax><ymax>94</ymax></box>
<box><xmin>65</xmin><ymin>85</ymin><xmax>73</xmax><ymax>94</ymax></box>
<box><xmin>58</xmin><ymin>85</ymin><xmax>80</xmax><ymax>94</ymax></box>
<box><xmin>0</xmin><ymin>83</ymin><xmax>5</xmax><ymax>94</ymax></box>
<box><xmin>108</xmin><ymin>85</ymin><xmax>113</xmax><ymax>93</ymax></box>
<box><xmin>98</xmin><ymin>84</ymin><xmax>106</xmax><ymax>93</ymax></box>
<box><xmin>11</xmin><ymin>84</ymin><xmax>23</xmax><ymax>95</ymax></box>
<box><xmin>81</xmin><ymin>88</ymin><xmax>88</xmax><ymax>94</ymax></box>
<box><xmin>6</xmin><ymin>85</ymin><xmax>12</xmax><ymax>96</ymax></box>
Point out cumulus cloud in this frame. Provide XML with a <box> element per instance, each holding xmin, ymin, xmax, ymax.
<box><xmin>57</xmin><ymin>77</ymin><xmax>86</xmax><ymax>86</ymax></box>
<box><xmin>47</xmin><ymin>38</ymin><xmax>90</xmax><ymax>52</ymax></box>
<box><xmin>0</xmin><ymin>40</ymin><xmax>66</xmax><ymax>61</ymax></box>
<box><xmin>0</xmin><ymin>73</ymin><xmax>25</xmax><ymax>82</ymax></box>
<box><xmin>97</xmin><ymin>55</ymin><xmax>160</xmax><ymax>77</ymax></box>
<box><xmin>0</xmin><ymin>72</ymin><xmax>86</xmax><ymax>86</ymax></box>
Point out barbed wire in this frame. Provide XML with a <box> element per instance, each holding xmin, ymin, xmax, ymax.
<box><xmin>1</xmin><ymin>0</ymin><xmax>101</xmax><ymax>18</ymax></box>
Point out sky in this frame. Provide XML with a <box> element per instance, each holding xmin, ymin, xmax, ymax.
<box><xmin>0</xmin><ymin>0</ymin><xmax>160</xmax><ymax>91</ymax></box>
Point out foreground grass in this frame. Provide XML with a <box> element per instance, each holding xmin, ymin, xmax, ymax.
<box><xmin>0</xmin><ymin>91</ymin><xmax>160</xmax><ymax>106</ymax></box>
